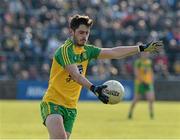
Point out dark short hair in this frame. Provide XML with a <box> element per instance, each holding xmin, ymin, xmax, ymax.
<box><xmin>69</xmin><ymin>14</ymin><xmax>93</xmax><ymax>31</ymax></box>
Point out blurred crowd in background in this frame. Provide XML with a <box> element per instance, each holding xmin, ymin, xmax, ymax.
<box><xmin>0</xmin><ymin>0</ymin><xmax>179</xmax><ymax>81</ymax></box>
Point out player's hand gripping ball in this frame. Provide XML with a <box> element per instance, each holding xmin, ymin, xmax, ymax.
<box><xmin>103</xmin><ymin>80</ymin><xmax>125</xmax><ymax>104</ymax></box>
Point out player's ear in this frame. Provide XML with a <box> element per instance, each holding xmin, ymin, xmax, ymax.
<box><xmin>69</xmin><ymin>28</ymin><xmax>74</xmax><ymax>36</ymax></box>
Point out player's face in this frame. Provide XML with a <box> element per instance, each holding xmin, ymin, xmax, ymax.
<box><xmin>72</xmin><ymin>24</ymin><xmax>90</xmax><ymax>47</ymax></box>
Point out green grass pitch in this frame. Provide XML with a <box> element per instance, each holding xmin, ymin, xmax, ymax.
<box><xmin>0</xmin><ymin>100</ymin><xmax>180</xmax><ymax>139</ymax></box>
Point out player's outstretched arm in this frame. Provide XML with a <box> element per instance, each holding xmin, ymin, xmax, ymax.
<box><xmin>98</xmin><ymin>41</ymin><xmax>163</xmax><ymax>59</ymax></box>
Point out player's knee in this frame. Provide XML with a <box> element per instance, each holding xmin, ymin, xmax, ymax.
<box><xmin>52</xmin><ymin>131</ymin><xmax>67</xmax><ymax>139</ymax></box>
<box><xmin>148</xmin><ymin>97</ymin><xmax>154</xmax><ymax>103</ymax></box>
<box><xmin>48</xmin><ymin>127</ymin><xmax>67</xmax><ymax>139</ymax></box>
<box><xmin>149</xmin><ymin>96</ymin><xmax>155</xmax><ymax>102</ymax></box>
<box><xmin>133</xmin><ymin>97</ymin><xmax>139</xmax><ymax>103</ymax></box>
<box><xmin>46</xmin><ymin>114</ymin><xmax>67</xmax><ymax>139</ymax></box>
<box><xmin>150</xmin><ymin>98</ymin><xmax>154</xmax><ymax>103</ymax></box>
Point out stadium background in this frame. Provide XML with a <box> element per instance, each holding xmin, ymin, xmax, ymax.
<box><xmin>0</xmin><ymin>0</ymin><xmax>180</xmax><ymax>139</ymax></box>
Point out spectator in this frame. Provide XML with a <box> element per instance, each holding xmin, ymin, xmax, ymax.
<box><xmin>0</xmin><ymin>0</ymin><xmax>179</xmax><ymax>80</ymax></box>
<box><xmin>154</xmin><ymin>50</ymin><xmax>169</xmax><ymax>79</ymax></box>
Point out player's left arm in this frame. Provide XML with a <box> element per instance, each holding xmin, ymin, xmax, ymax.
<box><xmin>98</xmin><ymin>41</ymin><xmax>163</xmax><ymax>59</ymax></box>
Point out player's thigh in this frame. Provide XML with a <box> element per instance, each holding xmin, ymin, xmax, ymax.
<box><xmin>63</xmin><ymin>108</ymin><xmax>77</xmax><ymax>134</ymax></box>
<box><xmin>135</xmin><ymin>83</ymin><xmax>143</xmax><ymax>100</ymax></box>
<box><xmin>40</xmin><ymin>102</ymin><xmax>77</xmax><ymax>136</ymax></box>
<box><xmin>45</xmin><ymin>114</ymin><xmax>66</xmax><ymax>136</ymax></box>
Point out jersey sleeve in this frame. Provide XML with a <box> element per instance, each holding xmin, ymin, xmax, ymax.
<box><xmin>54</xmin><ymin>44</ymin><xmax>75</xmax><ymax>68</ymax></box>
<box><xmin>86</xmin><ymin>45</ymin><xmax>101</xmax><ymax>59</ymax></box>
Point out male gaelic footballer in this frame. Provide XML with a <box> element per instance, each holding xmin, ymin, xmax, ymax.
<box><xmin>128</xmin><ymin>52</ymin><xmax>155</xmax><ymax>119</ymax></box>
<box><xmin>40</xmin><ymin>14</ymin><xmax>163</xmax><ymax>139</ymax></box>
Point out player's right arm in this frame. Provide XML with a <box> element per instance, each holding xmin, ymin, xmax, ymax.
<box><xmin>55</xmin><ymin>40</ymin><xmax>94</xmax><ymax>90</ymax></box>
<box><xmin>65</xmin><ymin>64</ymin><xmax>93</xmax><ymax>89</ymax></box>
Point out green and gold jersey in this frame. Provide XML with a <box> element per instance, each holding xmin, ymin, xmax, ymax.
<box><xmin>134</xmin><ymin>58</ymin><xmax>153</xmax><ymax>84</ymax></box>
<box><xmin>43</xmin><ymin>39</ymin><xmax>101</xmax><ymax>108</ymax></box>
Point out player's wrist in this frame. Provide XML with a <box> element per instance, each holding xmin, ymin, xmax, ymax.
<box><xmin>90</xmin><ymin>85</ymin><xmax>95</xmax><ymax>92</ymax></box>
<box><xmin>139</xmin><ymin>44</ymin><xmax>146</xmax><ymax>52</ymax></box>
<box><xmin>90</xmin><ymin>85</ymin><xmax>100</xmax><ymax>97</ymax></box>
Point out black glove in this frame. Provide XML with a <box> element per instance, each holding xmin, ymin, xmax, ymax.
<box><xmin>139</xmin><ymin>41</ymin><xmax>163</xmax><ymax>52</ymax></box>
<box><xmin>90</xmin><ymin>85</ymin><xmax>109</xmax><ymax>104</ymax></box>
